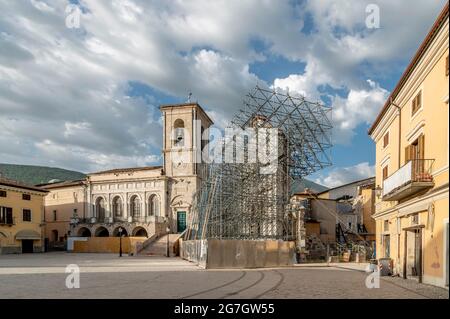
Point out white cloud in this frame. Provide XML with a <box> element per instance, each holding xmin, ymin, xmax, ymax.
<box><xmin>314</xmin><ymin>162</ymin><xmax>375</xmax><ymax>188</ymax></box>
<box><xmin>331</xmin><ymin>80</ymin><xmax>389</xmax><ymax>143</ymax></box>
<box><xmin>0</xmin><ymin>0</ymin><xmax>446</xmax><ymax>174</ymax></box>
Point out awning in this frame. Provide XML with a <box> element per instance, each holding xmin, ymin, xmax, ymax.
<box><xmin>15</xmin><ymin>229</ymin><xmax>41</xmax><ymax>240</ymax></box>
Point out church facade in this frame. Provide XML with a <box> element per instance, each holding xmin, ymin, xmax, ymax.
<box><xmin>42</xmin><ymin>103</ymin><xmax>213</xmax><ymax>242</ymax></box>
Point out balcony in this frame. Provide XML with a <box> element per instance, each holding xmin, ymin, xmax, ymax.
<box><xmin>383</xmin><ymin>159</ymin><xmax>434</xmax><ymax>201</ymax></box>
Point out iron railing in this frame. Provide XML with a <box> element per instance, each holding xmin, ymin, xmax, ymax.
<box><xmin>383</xmin><ymin>159</ymin><xmax>434</xmax><ymax>197</ymax></box>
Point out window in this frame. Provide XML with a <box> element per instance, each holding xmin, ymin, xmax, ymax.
<box><xmin>22</xmin><ymin>194</ymin><xmax>31</xmax><ymax>201</ymax></box>
<box><xmin>112</xmin><ymin>196</ymin><xmax>123</xmax><ymax>217</ymax></box>
<box><xmin>23</xmin><ymin>209</ymin><xmax>31</xmax><ymax>222</ymax></box>
<box><xmin>0</xmin><ymin>206</ymin><xmax>13</xmax><ymax>225</ymax></box>
<box><xmin>149</xmin><ymin>195</ymin><xmax>160</xmax><ymax>216</ymax></box>
<box><xmin>384</xmin><ymin>220</ymin><xmax>390</xmax><ymax>232</ymax></box>
<box><xmin>53</xmin><ymin>210</ymin><xmax>57</xmax><ymax>221</ymax></box>
<box><xmin>411</xmin><ymin>91</ymin><xmax>422</xmax><ymax>116</ymax></box>
<box><xmin>130</xmin><ymin>195</ymin><xmax>141</xmax><ymax>217</ymax></box>
<box><xmin>0</xmin><ymin>190</ymin><xmax>6</xmax><ymax>197</ymax></box>
<box><xmin>405</xmin><ymin>135</ymin><xmax>425</xmax><ymax>162</ymax></box>
<box><xmin>383</xmin><ymin>131</ymin><xmax>389</xmax><ymax>148</ymax></box>
<box><xmin>382</xmin><ymin>166</ymin><xmax>389</xmax><ymax>181</ymax></box>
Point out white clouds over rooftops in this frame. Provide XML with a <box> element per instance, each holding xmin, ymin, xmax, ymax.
<box><xmin>0</xmin><ymin>0</ymin><xmax>446</xmax><ymax>174</ymax></box>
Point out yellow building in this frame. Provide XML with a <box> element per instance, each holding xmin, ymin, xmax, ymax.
<box><xmin>369</xmin><ymin>4</ymin><xmax>449</xmax><ymax>288</ymax></box>
<box><xmin>0</xmin><ymin>177</ymin><xmax>48</xmax><ymax>254</ymax></box>
<box><xmin>40</xmin><ymin>180</ymin><xmax>86</xmax><ymax>249</ymax></box>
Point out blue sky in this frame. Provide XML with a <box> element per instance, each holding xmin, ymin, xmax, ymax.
<box><xmin>0</xmin><ymin>0</ymin><xmax>447</xmax><ymax>187</ymax></box>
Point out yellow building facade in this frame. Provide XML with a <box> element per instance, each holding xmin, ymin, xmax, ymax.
<box><xmin>41</xmin><ymin>180</ymin><xmax>86</xmax><ymax>249</ymax></box>
<box><xmin>369</xmin><ymin>4</ymin><xmax>449</xmax><ymax>288</ymax></box>
<box><xmin>0</xmin><ymin>177</ymin><xmax>48</xmax><ymax>254</ymax></box>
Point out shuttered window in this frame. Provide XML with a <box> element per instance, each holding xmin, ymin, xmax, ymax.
<box><xmin>383</xmin><ymin>131</ymin><xmax>389</xmax><ymax>148</ymax></box>
<box><xmin>412</xmin><ymin>92</ymin><xmax>422</xmax><ymax>116</ymax></box>
<box><xmin>0</xmin><ymin>206</ymin><xmax>13</xmax><ymax>225</ymax></box>
<box><xmin>23</xmin><ymin>209</ymin><xmax>31</xmax><ymax>222</ymax></box>
<box><xmin>405</xmin><ymin>134</ymin><xmax>425</xmax><ymax>163</ymax></box>
<box><xmin>382</xmin><ymin>166</ymin><xmax>388</xmax><ymax>181</ymax></box>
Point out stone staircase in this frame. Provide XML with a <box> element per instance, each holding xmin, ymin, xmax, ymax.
<box><xmin>138</xmin><ymin>234</ymin><xmax>182</xmax><ymax>257</ymax></box>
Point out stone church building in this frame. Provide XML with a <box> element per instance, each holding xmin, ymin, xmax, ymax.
<box><xmin>42</xmin><ymin>103</ymin><xmax>213</xmax><ymax>243</ymax></box>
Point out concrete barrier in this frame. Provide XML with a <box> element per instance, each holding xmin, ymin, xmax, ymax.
<box><xmin>181</xmin><ymin>239</ymin><xmax>295</xmax><ymax>269</ymax></box>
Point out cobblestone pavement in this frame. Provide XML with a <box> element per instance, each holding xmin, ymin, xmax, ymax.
<box><xmin>0</xmin><ymin>253</ymin><xmax>448</xmax><ymax>299</ymax></box>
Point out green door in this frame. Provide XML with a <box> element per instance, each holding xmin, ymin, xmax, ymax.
<box><xmin>177</xmin><ymin>211</ymin><xmax>187</xmax><ymax>233</ymax></box>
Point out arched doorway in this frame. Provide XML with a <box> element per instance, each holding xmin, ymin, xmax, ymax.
<box><xmin>95</xmin><ymin>226</ymin><xmax>109</xmax><ymax>237</ymax></box>
<box><xmin>112</xmin><ymin>227</ymin><xmax>128</xmax><ymax>237</ymax></box>
<box><xmin>95</xmin><ymin>197</ymin><xmax>106</xmax><ymax>222</ymax></box>
<box><xmin>130</xmin><ymin>195</ymin><xmax>141</xmax><ymax>220</ymax></box>
<box><xmin>132</xmin><ymin>227</ymin><xmax>148</xmax><ymax>237</ymax></box>
<box><xmin>78</xmin><ymin>227</ymin><xmax>91</xmax><ymax>237</ymax></box>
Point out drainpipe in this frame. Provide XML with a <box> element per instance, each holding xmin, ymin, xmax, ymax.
<box><xmin>390</xmin><ymin>97</ymin><xmax>402</xmax><ymax>169</ymax></box>
<box><xmin>390</xmin><ymin>97</ymin><xmax>402</xmax><ymax>269</ymax></box>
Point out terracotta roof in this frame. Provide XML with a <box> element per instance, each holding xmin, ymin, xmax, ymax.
<box><xmin>0</xmin><ymin>177</ymin><xmax>48</xmax><ymax>193</ymax></box>
<box><xmin>368</xmin><ymin>3</ymin><xmax>449</xmax><ymax>135</ymax></box>
<box><xmin>160</xmin><ymin>102</ymin><xmax>214</xmax><ymax>125</ymax></box>
<box><xmin>88</xmin><ymin>166</ymin><xmax>163</xmax><ymax>176</ymax></box>
<box><xmin>38</xmin><ymin>179</ymin><xmax>86</xmax><ymax>189</ymax></box>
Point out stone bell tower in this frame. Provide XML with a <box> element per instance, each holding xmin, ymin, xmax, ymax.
<box><xmin>160</xmin><ymin>102</ymin><xmax>213</xmax><ymax>232</ymax></box>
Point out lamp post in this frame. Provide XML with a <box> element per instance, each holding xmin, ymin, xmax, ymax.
<box><xmin>166</xmin><ymin>226</ymin><xmax>170</xmax><ymax>258</ymax></box>
<box><xmin>118</xmin><ymin>227</ymin><xmax>123</xmax><ymax>257</ymax></box>
<box><xmin>375</xmin><ymin>185</ymin><xmax>383</xmax><ymax>199</ymax></box>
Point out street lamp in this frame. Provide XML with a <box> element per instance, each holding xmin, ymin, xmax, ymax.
<box><xmin>118</xmin><ymin>227</ymin><xmax>123</xmax><ymax>257</ymax></box>
<box><xmin>375</xmin><ymin>185</ymin><xmax>383</xmax><ymax>199</ymax></box>
<box><xmin>166</xmin><ymin>226</ymin><xmax>170</xmax><ymax>258</ymax></box>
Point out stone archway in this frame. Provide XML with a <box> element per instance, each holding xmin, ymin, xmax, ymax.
<box><xmin>132</xmin><ymin>227</ymin><xmax>148</xmax><ymax>237</ymax></box>
<box><xmin>112</xmin><ymin>227</ymin><xmax>128</xmax><ymax>237</ymax></box>
<box><xmin>78</xmin><ymin>227</ymin><xmax>91</xmax><ymax>237</ymax></box>
<box><xmin>95</xmin><ymin>226</ymin><xmax>109</xmax><ymax>237</ymax></box>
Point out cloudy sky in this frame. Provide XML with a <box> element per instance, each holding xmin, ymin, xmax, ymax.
<box><xmin>0</xmin><ymin>0</ymin><xmax>447</xmax><ymax>187</ymax></box>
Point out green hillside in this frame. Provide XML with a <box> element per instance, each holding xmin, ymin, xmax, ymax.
<box><xmin>0</xmin><ymin>163</ymin><xmax>86</xmax><ymax>186</ymax></box>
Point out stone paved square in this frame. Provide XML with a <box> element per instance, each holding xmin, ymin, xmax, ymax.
<box><xmin>0</xmin><ymin>253</ymin><xmax>447</xmax><ymax>299</ymax></box>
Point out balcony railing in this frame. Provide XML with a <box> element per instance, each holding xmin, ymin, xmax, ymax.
<box><xmin>383</xmin><ymin>159</ymin><xmax>434</xmax><ymax>201</ymax></box>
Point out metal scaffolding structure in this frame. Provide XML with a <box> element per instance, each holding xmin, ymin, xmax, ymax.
<box><xmin>186</xmin><ymin>86</ymin><xmax>332</xmax><ymax>241</ymax></box>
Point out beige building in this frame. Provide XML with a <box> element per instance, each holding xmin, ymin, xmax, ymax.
<box><xmin>40</xmin><ymin>180</ymin><xmax>86</xmax><ymax>249</ymax></box>
<box><xmin>369</xmin><ymin>4</ymin><xmax>449</xmax><ymax>287</ymax></box>
<box><xmin>41</xmin><ymin>103</ymin><xmax>213</xmax><ymax>243</ymax></box>
<box><xmin>0</xmin><ymin>177</ymin><xmax>48</xmax><ymax>254</ymax></box>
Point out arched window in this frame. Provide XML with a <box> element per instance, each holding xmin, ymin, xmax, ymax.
<box><xmin>95</xmin><ymin>197</ymin><xmax>106</xmax><ymax>221</ymax></box>
<box><xmin>112</xmin><ymin>196</ymin><xmax>122</xmax><ymax>217</ymax></box>
<box><xmin>130</xmin><ymin>195</ymin><xmax>141</xmax><ymax>217</ymax></box>
<box><xmin>149</xmin><ymin>195</ymin><xmax>160</xmax><ymax>216</ymax></box>
<box><xmin>173</xmin><ymin>119</ymin><xmax>185</xmax><ymax>147</ymax></box>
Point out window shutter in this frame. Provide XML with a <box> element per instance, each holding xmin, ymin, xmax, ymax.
<box><xmin>405</xmin><ymin>145</ymin><xmax>411</xmax><ymax>164</ymax></box>
<box><xmin>418</xmin><ymin>134</ymin><xmax>425</xmax><ymax>159</ymax></box>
